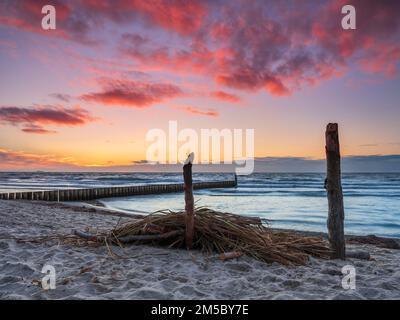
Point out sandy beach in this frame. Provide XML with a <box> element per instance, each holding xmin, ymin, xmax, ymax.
<box><xmin>0</xmin><ymin>200</ymin><xmax>399</xmax><ymax>300</ymax></box>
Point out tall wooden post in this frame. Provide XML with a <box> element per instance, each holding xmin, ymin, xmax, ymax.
<box><xmin>183</xmin><ymin>152</ymin><xmax>195</xmax><ymax>249</ymax></box>
<box><xmin>325</xmin><ymin>123</ymin><xmax>346</xmax><ymax>259</ymax></box>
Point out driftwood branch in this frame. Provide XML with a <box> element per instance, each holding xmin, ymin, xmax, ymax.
<box><xmin>325</xmin><ymin>123</ymin><xmax>346</xmax><ymax>259</ymax></box>
<box><xmin>347</xmin><ymin>234</ymin><xmax>400</xmax><ymax>249</ymax></box>
<box><xmin>219</xmin><ymin>251</ymin><xmax>243</xmax><ymax>261</ymax></box>
<box><xmin>117</xmin><ymin>230</ymin><xmax>183</xmax><ymax>243</ymax></box>
<box><xmin>73</xmin><ymin>230</ymin><xmax>103</xmax><ymax>242</ymax></box>
<box><xmin>346</xmin><ymin>250</ymin><xmax>370</xmax><ymax>260</ymax></box>
<box><xmin>73</xmin><ymin>229</ymin><xmax>183</xmax><ymax>244</ymax></box>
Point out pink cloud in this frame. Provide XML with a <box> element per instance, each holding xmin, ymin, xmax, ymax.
<box><xmin>0</xmin><ymin>39</ymin><xmax>17</xmax><ymax>58</ymax></box>
<box><xmin>2</xmin><ymin>0</ymin><xmax>399</xmax><ymax>98</ymax></box>
<box><xmin>0</xmin><ymin>105</ymin><xmax>96</xmax><ymax>134</ymax></box>
<box><xmin>177</xmin><ymin>106</ymin><xmax>219</xmax><ymax>117</ymax></box>
<box><xmin>129</xmin><ymin>0</ymin><xmax>207</xmax><ymax>35</ymax></box>
<box><xmin>21</xmin><ymin>125</ymin><xmax>57</xmax><ymax>135</ymax></box>
<box><xmin>311</xmin><ymin>0</ymin><xmax>400</xmax><ymax>77</ymax></box>
<box><xmin>0</xmin><ymin>0</ymin><xmax>85</xmax><ymax>43</ymax></box>
<box><xmin>119</xmin><ymin>33</ymin><xmax>214</xmax><ymax>75</ymax></box>
<box><xmin>80</xmin><ymin>79</ymin><xmax>183</xmax><ymax>108</ymax></box>
<box><xmin>359</xmin><ymin>44</ymin><xmax>400</xmax><ymax>78</ymax></box>
<box><xmin>122</xmin><ymin>0</ymin><xmax>400</xmax><ymax>96</ymax></box>
<box><xmin>77</xmin><ymin>0</ymin><xmax>207</xmax><ymax>35</ymax></box>
<box><xmin>210</xmin><ymin>90</ymin><xmax>241</xmax><ymax>103</ymax></box>
<box><xmin>0</xmin><ymin>0</ymin><xmax>207</xmax><ymax>44</ymax></box>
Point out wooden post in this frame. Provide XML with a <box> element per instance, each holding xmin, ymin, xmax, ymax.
<box><xmin>183</xmin><ymin>152</ymin><xmax>195</xmax><ymax>249</ymax></box>
<box><xmin>325</xmin><ymin>123</ymin><xmax>346</xmax><ymax>259</ymax></box>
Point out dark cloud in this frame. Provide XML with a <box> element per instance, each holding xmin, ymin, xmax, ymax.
<box><xmin>0</xmin><ymin>0</ymin><xmax>97</xmax><ymax>45</ymax></box>
<box><xmin>50</xmin><ymin>93</ymin><xmax>72</xmax><ymax>103</ymax></box>
<box><xmin>1</xmin><ymin>150</ymin><xmax>399</xmax><ymax>172</ymax></box>
<box><xmin>342</xmin><ymin>155</ymin><xmax>400</xmax><ymax>172</ymax></box>
<box><xmin>132</xmin><ymin>159</ymin><xmax>149</xmax><ymax>164</ymax></box>
<box><xmin>127</xmin><ymin>155</ymin><xmax>400</xmax><ymax>173</ymax></box>
<box><xmin>21</xmin><ymin>124</ymin><xmax>57</xmax><ymax>134</ymax></box>
<box><xmin>254</xmin><ymin>155</ymin><xmax>400</xmax><ymax>172</ymax></box>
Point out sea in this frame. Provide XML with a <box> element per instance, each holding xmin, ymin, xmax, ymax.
<box><xmin>0</xmin><ymin>172</ymin><xmax>399</xmax><ymax>238</ymax></box>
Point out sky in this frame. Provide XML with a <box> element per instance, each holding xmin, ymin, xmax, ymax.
<box><xmin>0</xmin><ymin>0</ymin><xmax>399</xmax><ymax>172</ymax></box>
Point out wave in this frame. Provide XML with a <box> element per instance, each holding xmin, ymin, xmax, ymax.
<box><xmin>1</xmin><ymin>172</ymin><xmax>399</xmax><ymax>238</ymax></box>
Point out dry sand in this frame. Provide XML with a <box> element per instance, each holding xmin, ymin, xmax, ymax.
<box><xmin>0</xmin><ymin>200</ymin><xmax>399</xmax><ymax>300</ymax></box>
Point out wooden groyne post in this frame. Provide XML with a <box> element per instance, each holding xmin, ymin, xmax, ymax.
<box><xmin>0</xmin><ymin>177</ymin><xmax>236</xmax><ymax>202</ymax></box>
<box><xmin>325</xmin><ymin>123</ymin><xmax>346</xmax><ymax>259</ymax></box>
<box><xmin>183</xmin><ymin>153</ymin><xmax>195</xmax><ymax>249</ymax></box>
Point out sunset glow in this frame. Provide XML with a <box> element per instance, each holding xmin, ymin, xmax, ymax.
<box><xmin>0</xmin><ymin>0</ymin><xmax>399</xmax><ymax>171</ymax></box>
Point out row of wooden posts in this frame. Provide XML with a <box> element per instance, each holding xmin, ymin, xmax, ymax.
<box><xmin>0</xmin><ymin>179</ymin><xmax>237</xmax><ymax>202</ymax></box>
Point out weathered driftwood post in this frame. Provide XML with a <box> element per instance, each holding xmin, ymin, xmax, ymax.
<box><xmin>183</xmin><ymin>152</ymin><xmax>195</xmax><ymax>249</ymax></box>
<box><xmin>325</xmin><ymin>123</ymin><xmax>346</xmax><ymax>259</ymax></box>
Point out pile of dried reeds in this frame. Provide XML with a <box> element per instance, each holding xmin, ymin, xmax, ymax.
<box><xmin>72</xmin><ymin>207</ymin><xmax>331</xmax><ymax>265</ymax></box>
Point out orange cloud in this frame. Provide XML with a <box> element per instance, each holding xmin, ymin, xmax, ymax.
<box><xmin>0</xmin><ymin>148</ymin><xmax>79</xmax><ymax>170</ymax></box>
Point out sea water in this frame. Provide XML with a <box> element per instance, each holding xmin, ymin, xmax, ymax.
<box><xmin>0</xmin><ymin>172</ymin><xmax>399</xmax><ymax>238</ymax></box>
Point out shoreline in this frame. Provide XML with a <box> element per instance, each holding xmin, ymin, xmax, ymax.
<box><xmin>80</xmin><ymin>200</ymin><xmax>400</xmax><ymax>244</ymax></box>
<box><xmin>0</xmin><ymin>200</ymin><xmax>399</xmax><ymax>300</ymax></box>
<box><xmin>3</xmin><ymin>198</ymin><xmax>400</xmax><ymax>242</ymax></box>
